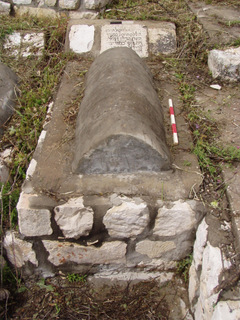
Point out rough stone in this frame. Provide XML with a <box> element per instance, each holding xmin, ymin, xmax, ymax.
<box><xmin>43</xmin><ymin>240</ymin><xmax>127</xmax><ymax>266</ymax></box>
<box><xmin>153</xmin><ymin>200</ymin><xmax>204</xmax><ymax>238</ymax></box>
<box><xmin>21</xmin><ymin>33</ymin><xmax>44</xmax><ymax>57</ymax></box>
<box><xmin>192</xmin><ymin>218</ymin><xmax>208</xmax><ymax>270</ymax></box>
<box><xmin>69</xmin><ymin>25</ymin><xmax>95</xmax><ymax>54</ymax></box>
<box><xmin>101</xmin><ymin>24</ymin><xmax>148</xmax><ymax>58</ymax></box>
<box><xmin>84</xmin><ymin>0</ymin><xmax>110</xmax><ymax>10</ymax></box>
<box><xmin>211</xmin><ymin>300</ymin><xmax>240</xmax><ymax>320</ymax></box>
<box><xmin>103</xmin><ymin>196</ymin><xmax>149</xmax><ymax>239</ymax></box>
<box><xmin>0</xmin><ymin>63</ymin><xmax>18</xmax><ymax>136</ymax></box>
<box><xmin>188</xmin><ymin>261</ymin><xmax>199</xmax><ymax>308</ymax></box>
<box><xmin>72</xmin><ymin>47</ymin><xmax>171</xmax><ymax>174</ymax></box>
<box><xmin>0</xmin><ymin>1</ymin><xmax>10</xmax><ymax>14</ymax></box>
<box><xmin>208</xmin><ymin>47</ymin><xmax>240</xmax><ymax>81</ymax></box>
<box><xmin>13</xmin><ymin>0</ymin><xmax>31</xmax><ymax>4</ymax></box>
<box><xmin>59</xmin><ymin>0</ymin><xmax>80</xmax><ymax>9</ymax></box>
<box><xmin>4</xmin><ymin>231</ymin><xmax>38</xmax><ymax>268</ymax></box>
<box><xmin>54</xmin><ymin>197</ymin><xmax>94</xmax><ymax>239</ymax></box>
<box><xmin>44</xmin><ymin>0</ymin><xmax>57</xmax><ymax>6</ymax></box>
<box><xmin>17</xmin><ymin>192</ymin><xmax>53</xmax><ymax>237</ymax></box>
<box><xmin>0</xmin><ymin>161</ymin><xmax>9</xmax><ymax>183</ymax></box>
<box><xmin>136</xmin><ymin>240</ymin><xmax>176</xmax><ymax>259</ymax></box>
<box><xmin>148</xmin><ymin>24</ymin><xmax>176</xmax><ymax>55</ymax></box>
<box><xmin>14</xmin><ymin>6</ymin><xmax>59</xmax><ymax>19</ymax></box>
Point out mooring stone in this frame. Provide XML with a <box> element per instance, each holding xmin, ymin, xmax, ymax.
<box><xmin>148</xmin><ymin>24</ymin><xmax>177</xmax><ymax>55</ymax></box>
<box><xmin>4</xmin><ymin>231</ymin><xmax>38</xmax><ymax>268</ymax></box>
<box><xmin>42</xmin><ymin>240</ymin><xmax>127</xmax><ymax>266</ymax></box>
<box><xmin>208</xmin><ymin>47</ymin><xmax>240</xmax><ymax>81</ymax></box>
<box><xmin>0</xmin><ymin>63</ymin><xmax>18</xmax><ymax>136</ymax></box>
<box><xmin>54</xmin><ymin>197</ymin><xmax>94</xmax><ymax>239</ymax></box>
<box><xmin>69</xmin><ymin>25</ymin><xmax>95</xmax><ymax>54</ymax></box>
<box><xmin>72</xmin><ymin>47</ymin><xmax>171</xmax><ymax>174</ymax></box>
<box><xmin>17</xmin><ymin>192</ymin><xmax>53</xmax><ymax>237</ymax></box>
<box><xmin>103</xmin><ymin>196</ymin><xmax>149</xmax><ymax>239</ymax></box>
<box><xmin>136</xmin><ymin>240</ymin><xmax>176</xmax><ymax>259</ymax></box>
<box><xmin>101</xmin><ymin>24</ymin><xmax>148</xmax><ymax>58</ymax></box>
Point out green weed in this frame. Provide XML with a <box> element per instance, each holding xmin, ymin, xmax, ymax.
<box><xmin>67</xmin><ymin>273</ymin><xmax>87</xmax><ymax>283</ymax></box>
<box><xmin>176</xmin><ymin>254</ymin><xmax>193</xmax><ymax>282</ymax></box>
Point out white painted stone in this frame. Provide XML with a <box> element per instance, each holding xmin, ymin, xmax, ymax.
<box><xmin>17</xmin><ymin>192</ymin><xmax>53</xmax><ymax>236</ymax></box>
<box><xmin>101</xmin><ymin>24</ymin><xmax>148</xmax><ymax>58</ymax></box>
<box><xmin>211</xmin><ymin>300</ymin><xmax>240</xmax><ymax>320</ymax></box>
<box><xmin>42</xmin><ymin>240</ymin><xmax>127</xmax><ymax>266</ymax></box>
<box><xmin>59</xmin><ymin>0</ymin><xmax>80</xmax><ymax>9</ymax></box>
<box><xmin>44</xmin><ymin>0</ymin><xmax>57</xmax><ymax>6</ymax></box>
<box><xmin>103</xmin><ymin>196</ymin><xmax>149</xmax><ymax>238</ymax></box>
<box><xmin>153</xmin><ymin>200</ymin><xmax>199</xmax><ymax>237</ymax></box>
<box><xmin>193</xmin><ymin>218</ymin><xmax>208</xmax><ymax>270</ymax></box>
<box><xmin>188</xmin><ymin>261</ymin><xmax>199</xmax><ymax>307</ymax></box>
<box><xmin>54</xmin><ymin>197</ymin><xmax>94</xmax><ymax>239</ymax></box>
<box><xmin>84</xmin><ymin>0</ymin><xmax>110</xmax><ymax>10</ymax></box>
<box><xmin>13</xmin><ymin>0</ymin><xmax>31</xmax><ymax>4</ymax></box>
<box><xmin>148</xmin><ymin>24</ymin><xmax>176</xmax><ymax>55</ymax></box>
<box><xmin>4</xmin><ymin>32</ymin><xmax>21</xmax><ymax>56</ymax></box>
<box><xmin>136</xmin><ymin>240</ymin><xmax>176</xmax><ymax>259</ymax></box>
<box><xmin>0</xmin><ymin>1</ymin><xmax>10</xmax><ymax>14</ymax></box>
<box><xmin>26</xmin><ymin>158</ymin><xmax>37</xmax><ymax>180</ymax></box>
<box><xmin>208</xmin><ymin>47</ymin><xmax>240</xmax><ymax>81</ymax></box>
<box><xmin>69</xmin><ymin>25</ymin><xmax>95</xmax><ymax>54</ymax></box>
<box><xmin>4</xmin><ymin>231</ymin><xmax>38</xmax><ymax>268</ymax></box>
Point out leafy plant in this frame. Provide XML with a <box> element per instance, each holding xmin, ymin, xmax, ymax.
<box><xmin>177</xmin><ymin>254</ymin><xmax>193</xmax><ymax>282</ymax></box>
<box><xmin>67</xmin><ymin>273</ymin><xmax>87</xmax><ymax>283</ymax></box>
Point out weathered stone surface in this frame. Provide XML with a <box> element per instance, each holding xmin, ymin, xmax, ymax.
<box><xmin>148</xmin><ymin>24</ymin><xmax>176</xmax><ymax>55</ymax></box>
<box><xmin>212</xmin><ymin>300</ymin><xmax>240</xmax><ymax>320</ymax></box>
<box><xmin>0</xmin><ymin>161</ymin><xmax>9</xmax><ymax>183</ymax></box>
<box><xmin>14</xmin><ymin>6</ymin><xmax>59</xmax><ymax>19</ymax></box>
<box><xmin>4</xmin><ymin>231</ymin><xmax>38</xmax><ymax>268</ymax></box>
<box><xmin>59</xmin><ymin>0</ymin><xmax>80</xmax><ymax>9</ymax></box>
<box><xmin>69</xmin><ymin>11</ymin><xmax>98</xmax><ymax>19</ymax></box>
<box><xmin>188</xmin><ymin>261</ymin><xmax>199</xmax><ymax>308</ymax></box>
<box><xmin>44</xmin><ymin>0</ymin><xmax>57</xmax><ymax>6</ymax></box>
<box><xmin>101</xmin><ymin>24</ymin><xmax>148</xmax><ymax>58</ymax></box>
<box><xmin>43</xmin><ymin>240</ymin><xmax>127</xmax><ymax>266</ymax></box>
<box><xmin>192</xmin><ymin>218</ymin><xmax>208</xmax><ymax>270</ymax></box>
<box><xmin>153</xmin><ymin>200</ymin><xmax>204</xmax><ymax>238</ymax></box>
<box><xmin>54</xmin><ymin>197</ymin><xmax>94</xmax><ymax>239</ymax></box>
<box><xmin>84</xmin><ymin>0</ymin><xmax>110</xmax><ymax>10</ymax></box>
<box><xmin>103</xmin><ymin>196</ymin><xmax>149</xmax><ymax>238</ymax></box>
<box><xmin>208</xmin><ymin>47</ymin><xmax>240</xmax><ymax>81</ymax></box>
<box><xmin>13</xmin><ymin>0</ymin><xmax>31</xmax><ymax>4</ymax></box>
<box><xmin>194</xmin><ymin>242</ymin><xmax>223</xmax><ymax>320</ymax></box>
<box><xmin>17</xmin><ymin>192</ymin><xmax>53</xmax><ymax>237</ymax></box>
<box><xmin>72</xmin><ymin>47</ymin><xmax>171</xmax><ymax>174</ymax></box>
<box><xmin>69</xmin><ymin>25</ymin><xmax>95</xmax><ymax>53</ymax></box>
<box><xmin>0</xmin><ymin>1</ymin><xmax>10</xmax><ymax>14</ymax></box>
<box><xmin>0</xmin><ymin>63</ymin><xmax>18</xmax><ymax>136</ymax></box>
<box><xmin>136</xmin><ymin>240</ymin><xmax>176</xmax><ymax>259</ymax></box>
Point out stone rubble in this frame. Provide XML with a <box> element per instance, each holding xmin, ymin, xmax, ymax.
<box><xmin>208</xmin><ymin>47</ymin><xmax>240</xmax><ymax>81</ymax></box>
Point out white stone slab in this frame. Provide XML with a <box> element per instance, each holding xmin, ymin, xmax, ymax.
<box><xmin>69</xmin><ymin>25</ymin><xmax>95</xmax><ymax>54</ymax></box>
<box><xmin>59</xmin><ymin>0</ymin><xmax>80</xmax><ymax>9</ymax></box>
<box><xmin>148</xmin><ymin>25</ymin><xmax>176</xmax><ymax>55</ymax></box>
<box><xmin>101</xmin><ymin>24</ymin><xmax>148</xmax><ymax>58</ymax></box>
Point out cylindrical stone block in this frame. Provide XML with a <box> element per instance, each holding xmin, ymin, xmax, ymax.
<box><xmin>72</xmin><ymin>47</ymin><xmax>171</xmax><ymax>174</ymax></box>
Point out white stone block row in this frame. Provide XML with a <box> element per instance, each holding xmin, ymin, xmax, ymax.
<box><xmin>69</xmin><ymin>23</ymin><xmax>177</xmax><ymax>58</ymax></box>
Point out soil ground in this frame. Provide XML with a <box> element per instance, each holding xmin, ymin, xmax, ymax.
<box><xmin>0</xmin><ymin>0</ymin><xmax>240</xmax><ymax>319</ymax></box>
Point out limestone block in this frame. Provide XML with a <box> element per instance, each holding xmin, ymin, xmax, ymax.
<box><xmin>13</xmin><ymin>0</ymin><xmax>31</xmax><ymax>4</ymax></box>
<box><xmin>211</xmin><ymin>301</ymin><xmax>240</xmax><ymax>320</ymax></box>
<box><xmin>101</xmin><ymin>24</ymin><xmax>148</xmax><ymax>58</ymax></box>
<box><xmin>59</xmin><ymin>0</ymin><xmax>80</xmax><ymax>10</ymax></box>
<box><xmin>17</xmin><ymin>192</ymin><xmax>53</xmax><ymax>237</ymax></box>
<box><xmin>84</xmin><ymin>0</ymin><xmax>110</xmax><ymax>10</ymax></box>
<box><xmin>4</xmin><ymin>231</ymin><xmax>38</xmax><ymax>268</ymax></box>
<box><xmin>148</xmin><ymin>24</ymin><xmax>176</xmax><ymax>55</ymax></box>
<box><xmin>14</xmin><ymin>6</ymin><xmax>59</xmax><ymax>19</ymax></box>
<box><xmin>208</xmin><ymin>47</ymin><xmax>240</xmax><ymax>81</ymax></box>
<box><xmin>44</xmin><ymin>0</ymin><xmax>57</xmax><ymax>6</ymax></box>
<box><xmin>42</xmin><ymin>240</ymin><xmax>127</xmax><ymax>266</ymax></box>
<box><xmin>0</xmin><ymin>1</ymin><xmax>10</xmax><ymax>14</ymax></box>
<box><xmin>192</xmin><ymin>218</ymin><xmax>208</xmax><ymax>270</ymax></box>
<box><xmin>21</xmin><ymin>33</ymin><xmax>44</xmax><ymax>57</ymax></box>
<box><xmin>136</xmin><ymin>240</ymin><xmax>176</xmax><ymax>259</ymax></box>
<box><xmin>153</xmin><ymin>200</ymin><xmax>203</xmax><ymax>238</ymax></box>
<box><xmin>103</xmin><ymin>196</ymin><xmax>149</xmax><ymax>238</ymax></box>
<box><xmin>54</xmin><ymin>197</ymin><xmax>94</xmax><ymax>239</ymax></box>
<box><xmin>69</xmin><ymin>25</ymin><xmax>95</xmax><ymax>54</ymax></box>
